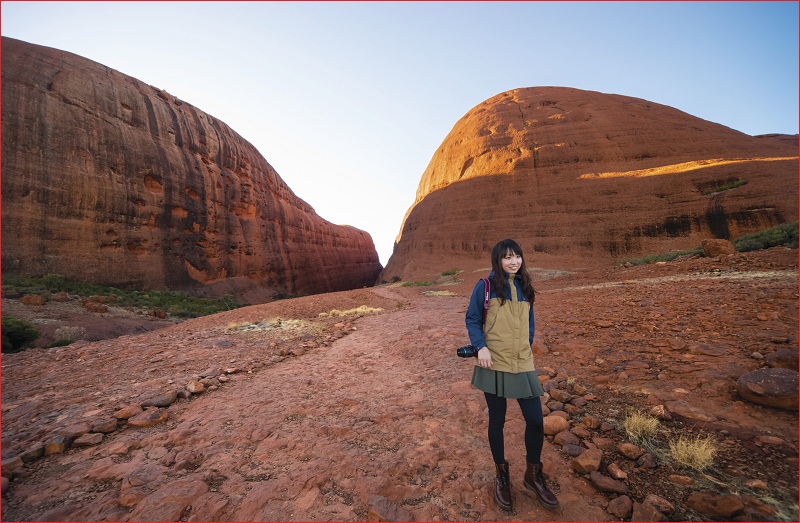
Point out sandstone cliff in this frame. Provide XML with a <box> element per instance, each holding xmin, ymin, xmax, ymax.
<box><xmin>1</xmin><ymin>37</ymin><xmax>382</xmax><ymax>301</ymax></box>
<box><xmin>383</xmin><ymin>87</ymin><xmax>797</xmax><ymax>280</ymax></box>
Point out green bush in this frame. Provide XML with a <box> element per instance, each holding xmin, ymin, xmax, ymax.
<box><xmin>734</xmin><ymin>222</ymin><xmax>798</xmax><ymax>252</ymax></box>
<box><xmin>2</xmin><ymin>274</ymin><xmax>237</xmax><ymax>318</ymax></box>
<box><xmin>401</xmin><ymin>281</ymin><xmax>434</xmax><ymax>287</ymax></box>
<box><xmin>441</xmin><ymin>268</ymin><xmax>460</xmax><ymax>276</ymax></box>
<box><xmin>619</xmin><ymin>247</ymin><xmax>704</xmax><ymax>266</ymax></box>
<box><xmin>2</xmin><ymin>317</ymin><xmax>40</xmax><ymax>353</ymax></box>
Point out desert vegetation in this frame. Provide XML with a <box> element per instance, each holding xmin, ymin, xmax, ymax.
<box><xmin>2</xmin><ymin>273</ymin><xmax>238</xmax><ymax>317</ymax></box>
<box><xmin>620</xmin><ymin>221</ymin><xmax>798</xmax><ymax>266</ymax></box>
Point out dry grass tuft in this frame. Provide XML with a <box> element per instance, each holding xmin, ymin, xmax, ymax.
<box><xmin>318</xmin><ymin>305</ymin><xmax>384</xmax><ymax>318</ymax></box>
<box><xmin>623</xmin><ymin>410</ymin><xmax>660</xmax><ymax>443</ymax></box>
<box><xmin>423</xmin><ymin>290</ymin><xmax>457</xmax><ymax>297</ymax></box>
<box><xmin>226</xmin><ymin>318</ymin><xmax>310</xmax><ymax>333</ymax></box>
<box><xmin>668</xmin><ymin>434</ymin><xmax>718</xmax><ymax>471</ymax></box>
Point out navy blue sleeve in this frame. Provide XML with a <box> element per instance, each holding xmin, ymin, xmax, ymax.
<box><xmin>529</xmin><ymin>301</ymin><xmax>535</xmax><ymax>347</ymax></box>
<box><xmin>465</xmin><ymin>279</ymin><xmax>487</xmax><ymax>349</ymax></box>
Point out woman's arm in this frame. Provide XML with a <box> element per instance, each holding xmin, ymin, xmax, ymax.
<box><xmin>465</xmin><ymin>279</ymin><xmax>488</xmax><ymax>350</ymax></box>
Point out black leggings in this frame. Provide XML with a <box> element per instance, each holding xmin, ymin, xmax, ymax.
<box><xmin>484</xmin><ymin>392</ymin><xmax>544</xmax><ymax>465</ymax></box>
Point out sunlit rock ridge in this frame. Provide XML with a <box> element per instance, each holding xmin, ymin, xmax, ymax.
<box><xmin>383</xmin><ymin>86</ymin><xmax>797</xmax><ymax>280</ymax></box>
<box><xmin>1</xmin><ymin>37</ymin><xmax>382</xmax><ymax>301</ymax></box>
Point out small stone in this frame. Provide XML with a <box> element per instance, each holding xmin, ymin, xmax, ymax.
<box><xmin>367</xmin><ymin>494</ymin><xmax>415</xmax><ymax>522</ymax></box>
<box><xmin>44</xmin><ymin>436</ymin><xmax>67</xmax><ymax>455</ymax></box>
<box><xmin>128</xmin><ymin>407</ymin><xmax>169</xmax><ymax>428</ymax></box>
<box><xmin>637</xmin><ymin>453</ymin><xmax>657</xmax><ymax>469</ymax></box>
<box><xmin>562</xmin><ymin>444</ymin><xmax>584</xmax><ymax>457</ymax></box>
<box><xmin>118</xmin><ymin>487</ymin><xmax>147</xmax><ymax>508</ymax></box>
<box><xmin>631</xmin><ymin>501</ymin><xmax>667</xmax><ymax>521</ymax></box>
<box><xmin>648</xmin><ymin>404</ymin><xmax>672</xmax><ymax>420</ymax></box>
<box><xmin>553</xmin><ymin>430</ymin><xmax>580</xmax><ymax>447</ymax></box>
<box><xmin>186</xmin><ymin>380</ymin><xmax>205</xmax><ymax>394</ymax></box>
<box><xmin>91</xmin><ymin>418</ymin><xmax>119</xmax><ymax>433</ymax></box>
<box><xmin>744</xmin><ymin>478</ymin><xmax>768</xmax><ymax>490</ymax></box>
<box><xmin>543</xmin><ymin>414</ymin><xmax>570</xmax><ymax>435</ymax></box>
<box><xmin>617</xmin><ymin>442</ymin><xmax>645</xmax><ymax>460</ymax></box>
<box><xmin>645</xmin><ymin>494</ymin><xmax>674</xmax><ymax>514</ymax></box>
<box><xmin>72</xmin><ymin>433</ymin><xmax>104</xmax><ymax>447</ymax></box>
<box><xmin>2</xmin><ymin>456</ymin><xmax>24</xmax><ymax>478</ymax></box>
<box><xmin>582</xmin><ymin>415</ymin><xmax>601</xmax><ymax>429</ymax></box>
<box><xmin>607</xmin><ymin>495</ymin><xmax>633</xmax><ymax>518</ymax></box>
<box><xmin>686</xmin><ymin>491</ymin><xmax>745</xmax><ymax>519</ymax></box>
<box><xmin>114</xmin><ymin>404</ymin><xmax>143</xmax><ymax>419</ymax></box>
<box><xmin>589</xmin><ymin>471</ymin><xmax>629</xmax><ymax>494</ymax></box>
<box><xmin>141</xmin><ymin>390</ymin><xmax>178</xmax><ymax>408</ymax></box>
<box><xmin>607</xmin><ymin>462</ymin><xmax>628</xmax><ymax>480</ymax></box>
<box><xmin>570</xmin><ymin>448</ymin><xmax>602</xmax><ymax>474</ymax></box>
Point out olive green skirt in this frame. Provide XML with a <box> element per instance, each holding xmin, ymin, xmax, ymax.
<box><xmin>471</xmin><ymin>366</ymin><xmax>545</xmax><ymax>399</ymax></box>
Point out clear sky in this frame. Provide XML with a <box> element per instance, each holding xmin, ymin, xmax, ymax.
<box><xmin>2</xmin><ymin>1</ymin><xmax>798</xmax><ymax>266</ymax></box>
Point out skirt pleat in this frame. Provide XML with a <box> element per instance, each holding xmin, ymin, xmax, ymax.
<box><xmin>471</xmin><ymin>366</ymin><xmax>544</xmax><ymax>399</ymax></box>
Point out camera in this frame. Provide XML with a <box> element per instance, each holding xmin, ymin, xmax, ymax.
<box><xmin>456</xmin><ymin>344</ymin><xmax>479</xmax><ymax>358</ymax></box>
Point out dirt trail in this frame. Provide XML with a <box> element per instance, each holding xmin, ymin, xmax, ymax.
<box><xmin>2</xmin><ymin>248</ymin><xmax>797</xmax><ymax>521</ymax></box>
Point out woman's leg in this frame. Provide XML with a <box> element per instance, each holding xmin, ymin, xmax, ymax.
<box><xmin>484</xmin><ymin>392</ymin><xmax>508</xmax><ymax>464</ymax></box>
<box><xmin>517</xmin><ymin>395</ymin><xmax>544</xmax><ymax>464</ymax></box>
<box><xmin>518</xmin><ymin>396</ymin><xmax>559</xmax><ymax>508</ymax></box>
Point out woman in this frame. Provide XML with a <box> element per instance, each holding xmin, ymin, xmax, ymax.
<box><xmin>465</xmin><ymin>239</ymin><xmax>559</xmax><ymax>512</ymax></box>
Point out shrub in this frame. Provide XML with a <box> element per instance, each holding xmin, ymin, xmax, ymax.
<box><xmin>619</xmin><ymin>247</ymin><xmax>704</xmax><ymax>266</ymax></box>
<box><xmin>734</xmin><ymin>221</ymin><xmax>798</xmax><ymax>252</ymax></box>
<box><xmin>668</xmin><ymin>434</ymin><xmax>717</xmax><ymax>470</ymax></box>
<box><xmin>401</xmin><ymin>281</ymin><xmax>434</xmax><ymax>287</ymax></box>
<box><xmin>2</xmin><ymin>317</ymin><xmax>40</xmax><ymax>353</ymax></box>
<box><xmin>441</xmin><ymin>268</ymin><xmax>460</xmax><ymax>276</ymax></box>
<box><xmin>319</xmin><ymin>305</ymin><xmax>384</xmax><ymax>317</ymax></box>
<box><xmin>623</xmin><ymin>409</ymin><xmax>660</xmax><ymax>443</ymax></box>
<box><xmin>701</xmin><ymin>178</ymin><xmax>747</xmax><ymax>195</ymax></box>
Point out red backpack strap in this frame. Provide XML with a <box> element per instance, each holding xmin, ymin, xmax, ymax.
<box><xmin>482</xmin><ymin>277</ymin><xmax>490</xmax><ymax>326</ymax></box>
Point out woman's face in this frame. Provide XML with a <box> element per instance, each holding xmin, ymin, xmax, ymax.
<box><xmin>500</xmin><ymin>250</ymin><xmax>522</xmax><ymax>274</ymax></box>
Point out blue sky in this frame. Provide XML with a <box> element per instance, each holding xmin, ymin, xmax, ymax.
<box><xmin>2</xmin><ymin>1</ymin><xmax>798</xmax><ymax>266</ymax></box>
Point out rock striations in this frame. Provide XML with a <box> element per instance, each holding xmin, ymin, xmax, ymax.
<box><xmin>1</xmin><ymin>37</ymin><xmax>382</xmax><ymax>301</ymax></box>
<box><xmin>383</xmin><ymin>87</ymin><xmax>797</xmax><ymax>280</ymax></box>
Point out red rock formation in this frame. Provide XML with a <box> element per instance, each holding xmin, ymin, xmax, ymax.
<box><xmin>1</xmin><ymin>37</ymin><xmax>381</xmax><ymax>300</ymax></box>
<box><xmin>383</xmin><ymin>87</ymin><xmax>797</xmax><ymax>280</ymax></box>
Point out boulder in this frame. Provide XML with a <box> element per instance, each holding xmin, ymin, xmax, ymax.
<box><xmin>736</xmin><ymin>368</ymin><xmax>798</xmax><ymax>410</ymax></box>
<box><xmin>701</xmin><ymin>239</ymin><xmax>735</xmax><ymax>257</ymax></box>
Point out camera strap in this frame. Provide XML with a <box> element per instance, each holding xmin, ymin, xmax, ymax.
<box><xmin>482</xmin><ymin>277</ymin><xmax>490</xmax><ymax>327</ymax></box>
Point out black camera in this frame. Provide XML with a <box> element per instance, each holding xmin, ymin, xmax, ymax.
<box><xmin>456</xmin><ymin>344</ymin><xmax>479</xmax><ymax>358</ymax></box>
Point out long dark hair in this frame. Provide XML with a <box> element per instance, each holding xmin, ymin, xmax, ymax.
<box><xmin>490</xmin><ymin>239</ymin><xmax>535</xmax><ymax>305</ymax></box>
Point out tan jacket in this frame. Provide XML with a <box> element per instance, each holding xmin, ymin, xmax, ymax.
<box><xmin>478</xmin><ymin>274</ymin><xmax>535</xmax><ymax>373</ymax></box>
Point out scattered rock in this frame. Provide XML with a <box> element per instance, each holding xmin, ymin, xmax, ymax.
<box><xmin>702</xmin><ymin>239</ymin><xmax>735</xmax><ymax>257</ymax></box>
<box><xmin>607</xmin><ymin>495</ymin><xmax>633</xmax><ymax>518</ymax></box>
<box><xmin>186</xmin><ymin>380</ymin><xmax>205</xmax><ymax>394</ymax></box>
<box><xmin>589</xmin><ymin>471</ymin><xmax>629</xmax><ymax>494</ymax></box>
<box><xmin>114</xmin><ymin>404</ymin><xmax>143</xmax><ymax>419</ymax></box>
<box><xmin>686</xmin><ymin>491</ymin><xmax>745</xmax><ymax>520</ymax></box>
<box><xmin>141</xmin><ymin>390</ymin><xmax>178</xmax><ymax>408</ymax></box>
<box><xmin>127</xmin><ymin>407</ymin><xmax>169</xmax><ymax>428</ymax></box>
<box><xmin>736</xmin><ymin>368</ymin><xmax>799</xmax><ymax>410</ymax></box>
<box><xmin>367</xmin><ymin>495</ymin><xmax>415</xmax><ymax>522</ymax></box>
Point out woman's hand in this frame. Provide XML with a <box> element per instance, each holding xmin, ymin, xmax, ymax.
<box><xmin>477</xmin><ymin>347</ymin><xmax>492</xmax><ymax>369</ymax></box>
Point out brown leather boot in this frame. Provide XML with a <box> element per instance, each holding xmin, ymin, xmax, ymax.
<box><xmin>494</xmin><ymin>461</ymin><xmax>513</xmax><ymax>511</ymax></box>
<box><xmin>524</xmin><ymin>461</ymin><xmax>559</xmax><ymax>509</ymax></box>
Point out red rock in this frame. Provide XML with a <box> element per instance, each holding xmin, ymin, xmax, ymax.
<box><xmin>570</xmin><ymin>448</ymin><xmax>602</xmax><ymax>474</ymax></box>
<box><xmin>686</xmin><ymin>491</ymin><xmax>745</xmax><ymax>519</ymax></box>
<box><xmin>616</xmin><ymin>442</ymin><xmax>645</xmax><ymax>460</ymax></box>
<box><xmin>382</xmin><ymin>87</ymin><xmax>797</xmax><ymax>280</ymax></box>
<box><xmin>702</xmin><ymin>238</ymin><xmax>735</xmax><ymax>257</ymax></box>
<box><xmin>20</xmin><ymin>294</ymin><xmax>46</xmax><ymax>306</ymax></box>
<box><xmin>631</xmin><ymin>500</ymin><xmax>667</xmax><ymax>521</ymax></box>
<box><xmin>543</xmin><ymin>414</ymin><xmax>570</xmax><ymax>435</ymax></box>
<box><xmin>126</xmin><ymin>479</ymin><xmax>209</xmax><ymax>521</ymax></box>
<box><xmin>367</xmin><ymin>495</ymin><xmax>415</xmax><ymax>522</ymax></box>
<box><xmin>1</xmin><ymin>37</ymin><xmax>381</xmax><ymax>301</ymax></box>
<box><xmin>607</xmin><ymin>495</ymin><xmax>633</xmax><ymax>518</ymax></box>
<box><xmin>114</xmin><ymin>404</ymin><xmax>143</xmax><ymax>419</ymax></box>
<box><xmin>127</xmin><ymin>407</ymin><xmax>169</xmax><ymax>428</ymax></box>
<box><xmin>736</xmin><ymin>368</ymin><xmax>798</xmax><ymax>410</ymax></box>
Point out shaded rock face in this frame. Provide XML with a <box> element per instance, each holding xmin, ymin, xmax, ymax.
<box><xmin>383</xmin><ymin>87</ymin><xmax>797</xmax><ymax>279</ymax></box>
<box><xmin>1</xmin><ymin>37</ymin><xmax>382</xmax><ymax>300</ymax></box>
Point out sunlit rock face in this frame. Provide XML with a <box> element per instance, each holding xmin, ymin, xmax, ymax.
<box><xmin>382</xmin><ymin>87</ymin><xmax>797</xmax><ymax>280</ymax></box>
<box><xmin>1</xmin><ymin>37</ymin><xmax>382</xmax><ymax>300</ymax></box>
